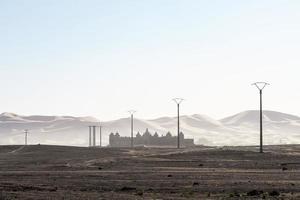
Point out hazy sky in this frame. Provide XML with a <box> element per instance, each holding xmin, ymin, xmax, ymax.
<box><xmin>0</xmin><ymin>0</ymin><xmax>300</xmax><ymax>121</ymax></box>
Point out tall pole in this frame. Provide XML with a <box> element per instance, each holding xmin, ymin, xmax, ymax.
<box><xmin>24</xmin><ymin>129</ymin><xmax>28</xmax><ymax>146</ymax></box>
<box><xmin>173</xmin><ymin>98</ymin><xmax>184</xmax><ymax>149</ymax></box>
<box><xmin>93</xmin><ymin>126</ymin><xmax>96</xmax><ymax>147</ymax></box>
<box><xmin>128</xmin><ymin>110</ymin><xmax>136</xmax><ymax>148</ymax></box>
<box><xmin>177</xmin><ymin>103</ymin><xmax>180</xmax><ymax>149</ymax></box>
<box><xmin>252</xmin><ymin>82</ymin><xmax>269</xmax><ymax>153</ymax></box>
<box><xmin>131</xmin><ymin>113</ymin><xmax>133</xmax><ymax>148</ymax></box>
<box><xmin>89</xmin><ymin>126</ymin><xmax>92</xmax><ymax>147</ymax></box>
<box><xmin>260</xmin><ymin>90</ymin><xmax>263</xmax><ymax>153</ymax></box>
<box><xmin>99</xmin><ymin>126</ymin><xmax>102</xmax><ymax>147</ymax></box>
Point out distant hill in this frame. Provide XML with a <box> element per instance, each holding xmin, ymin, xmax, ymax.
<box><xmin>221</xmin><ymin>110</ymin><xmax>300</xmax><ymax>125</ymax></box>
<box><xmin>0</xmin><ymin>111</ymin><xmax>300</xmax><ymax>146</ymax></box>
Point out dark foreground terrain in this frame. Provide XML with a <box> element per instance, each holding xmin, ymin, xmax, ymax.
<box><xmin>0</xmin><ymin>145</ymin><xmax>299</xmax><ymax>199</ymax></box>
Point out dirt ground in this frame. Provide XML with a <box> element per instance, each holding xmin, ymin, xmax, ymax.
<box><xmin>0</xmin><ymin>144</ymin><xmax>299</xmax><ymax>199</ymax></box>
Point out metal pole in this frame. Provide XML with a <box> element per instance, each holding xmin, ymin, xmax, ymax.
<box><xmin>252</xmin><ymin>82</ymin><xmax>269</xmax><ymax>153</ymax></box>
<box><xmin>128</xmin><ymin>110</ymin><xmax>136</xmax><ymax>148</ymax></box>
<box><xmin>93</xmin><ymin>126</ymin><xmax>96</xmax><ymax>147</ymax></box>
<box><xmin>25</xmin><ymin>130</ymin><xmax>28</xmax><ymax>146</ymax></box>
<box><xmin>173</xmin><ymin>98</ymin><xmax>184</xmax><ymax>149</ymax></box>
<box><xmin>177</xmin><ymin>103</ymin><xmax>180</xmax><ymax>149</ymax></box>
<box><xmin>260</xmin><ymin>90</ymin><xmax>263</xmax><ymax>153</ymax></box>
<box><xmin>131</xmin><ymin>114</ymin><xmax>133</xmax><ymax>148</ymax></box>
<box><xmin>99</xmin><ymin>126</ymin><xmax>102</xmax><ymax>147</ymax></box>
<box><xmin>89</xmin><ymin>126</ymin><xmax>91</xmax><ymax>147</ymax></box>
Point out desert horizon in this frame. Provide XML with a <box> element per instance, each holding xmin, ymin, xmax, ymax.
<box><xmin>1</xmin><ymin>109</ymin><xmax>300</xmax><ymax>147</ymax></box>
<box><xmin>1</xmin><ymin>0</ymin><xmax>300</xmax><ymax>199</ymax></box>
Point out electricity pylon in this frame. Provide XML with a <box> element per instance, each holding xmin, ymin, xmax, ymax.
<box><xmin>252</xmin><ymin>82</ymin><xmax>269</xmax><ymax>153</ymax></box>
<box><xmin>173</xmin><ymin>98</ymin><xmax>184</xmax><ymax>148</ymax></box>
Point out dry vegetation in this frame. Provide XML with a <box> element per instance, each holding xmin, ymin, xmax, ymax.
<box><xmin>0</xmin><ymin>144</ymin><xmax>299</xmax><ymax>199</ymax></box>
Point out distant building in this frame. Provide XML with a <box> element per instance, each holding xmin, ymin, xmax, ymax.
<box><xmin>109</xmin><ymin>128</ymin><xmax>194</xmax><ymax>147</ymax></box>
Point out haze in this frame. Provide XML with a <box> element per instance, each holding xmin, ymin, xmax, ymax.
<box><xmin>1</xmin><ymin>0</ymin><xmax>300</xmax><ymax>121</ymax></box>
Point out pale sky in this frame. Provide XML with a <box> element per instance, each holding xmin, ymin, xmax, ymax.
<box><xmin>0</xmin><ymin>0</ymin><xmax>300</xmax><ymax>121</ymax></box>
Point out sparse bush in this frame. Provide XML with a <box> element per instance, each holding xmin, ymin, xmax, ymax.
<box><xmin>181</xmin><ymin>189</ymin><xmax>194</xmax><ymax>198</ymax></box>
<box><xmin>247</xmin><ymin>190</ymin><xmax>263</xmax><ymax>196</ymax></box>
<box><xmin>233</xmin><ymin>191</ymin><xmax>240</xmax><ymax>197</ymax></box>
<box><xmin>282</xmin><ymin>167</ymin><xmax>288</xmax><ymax>171</ymax></box>
<box><xmin>136</xmin><ymin>190</ymin><xmax>143</xmax><ymax>196</ymax></box>
<box><xmin>120</xmin><ymin>186</ymin><xmax>136</xmax><ymax>191</ymax></box>
<box><xmin>269</xmin><ymin>190</ymin><xmax>280</xmax><ymax>196</ymax></box>
<box><xmin>193</xmin><ymin>182</ymin><xmax>199</xmax><ymax>186</ymax></box>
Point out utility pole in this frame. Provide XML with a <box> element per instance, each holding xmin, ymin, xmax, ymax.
<box><xmin>128</xmin><ymin>110</ymin><xmax>136</xmax><ymax>148</ymax></box>
<box><xmin>173</xmin><ymin>98</ymin><xmax>184</xmax><ymax>149</ymax></box>
<box><xmin>252</xmin><ymin>82</ymin><xmax>269</xmax><ymax>153</ymax></box>
<box><xmin>93</xmin><ymin>126</ymin><xmax>96</xmax><ymax>147</ymax></box>
<box><xmin>24</xmin><ymin>129</ymin><xmax>28</xmax><ymax>146</ymax></box>
<box><xmin>89</xmin><ymin>126</ymin><xmax>92</xmax><ymax>147</ymax></box>
<box><xmin>99</xmin><ymin>125</ymin><xmax>102</xmax><ymax>147</ymax></box>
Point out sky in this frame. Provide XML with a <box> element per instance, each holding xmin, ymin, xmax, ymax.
<box><xmin>0</xmin><ymin>0</ymin><xmax>300</xmax><ymax>121</ymax></box>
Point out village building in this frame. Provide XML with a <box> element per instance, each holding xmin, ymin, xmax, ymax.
<box><xmin>109</xmin><ymin>128</ymin><xmax>194</xmax><ymax>147</ymax></box>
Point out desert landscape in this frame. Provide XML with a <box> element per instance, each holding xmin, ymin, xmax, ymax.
<box><xmin>2</xmin><ymin>111</ymin><xmax>300</xmax><ymax>147</ymax></box>
<box><xmin>0</xmin><ymin>144</ymin><xmax>299</xmax><ymax>199</ymax></box>
<box><xmin>2</xmin><ymin>1</ymin><xmax>300</xmax><ymax>199</ymax></box>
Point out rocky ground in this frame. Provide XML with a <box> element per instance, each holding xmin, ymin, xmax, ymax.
<box><xmin>0</xmin><ymin>144</ymin><xmax>299</xmax><ymax>199</ymax></box>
